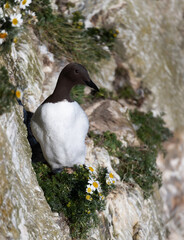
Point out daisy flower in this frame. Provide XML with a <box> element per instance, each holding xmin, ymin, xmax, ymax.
<box><xmin>106</xmin><ymin>179</ymin><xmax>112</xmax><ymax>185</ymax></box>
<box><xmin>86</xmin><ymin>165</ymin><xmax>96</xmax><ymax>174</ymax></box>
<box><xmin>15</xmin><ymin>88</ymin><xmax>23</xmax><ymax>100</ymax></box>
<box><xmin>0</xmin><ymin>30</ymin><xmax>8</xmax><ymax>45</ymax></box>
<box><xmin>10</xmin><ymin>14</ymin><xmax>23</xmax><ymax>27</ymax></box>
<box><xmin>88</xmin><ymin>178</ymin><xmax>100</xmax><ymax>191</ymax></box>
<box><xmin>106</xmin><ymin>172</ymin><xmax>116</xmax><ymax>185</ymax></box>
<box><xmin>25</xmin><ymin>10</ymin><xmax>35</xmax><ymax>17</ymax></box>
<box><xmin>20</xmin><ymin>0</ymin><xmax>32</xmax><ymax>9</ymax></box>
<box><xmin>4</xmin><ymin>2</ymin><xmax>10</xmax><ymax>9</ymax></box>
<box><xmin>99</xmin><ymin>192</ymin><xmax>105</xmax><ymax>201</ymax></box>
<box><xmin>86</xmin><ymin>195</ymin><xmax>92</xmax><ymax>201</ymax></box>
<box><xmin>86</xmin><ymin>185</ymin><xmax>93</xmax><ymax>194</ymax></box>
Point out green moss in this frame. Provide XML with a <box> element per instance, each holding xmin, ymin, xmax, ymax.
<box><xmin>89</xmin><ymin>131</ymin><xmax>162</xmax><ymax>198</ymax></box>
<box><xmin>33</xmin><ymin>163</ymin><xmax>114</xmax><ymax>239</ymax></box>
<box><xmin>0</xmin><ymin>66</ymin><xmax>16</xmax><ymax>115</ymax></box>
<box><xmin>130</xmin><ymin>110</ymin><xmax>173</xmax><ymax>150</ymax></box>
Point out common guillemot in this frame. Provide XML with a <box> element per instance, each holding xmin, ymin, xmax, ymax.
<box><xmin>31</xmin><ymin>63</ymin><xmax>99</xmax><ymax>171</ymax></box>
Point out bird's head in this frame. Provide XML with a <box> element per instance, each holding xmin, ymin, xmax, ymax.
<box><xmin>61</xmin><ymin>63</ymin><xmax>99</xmax><ymax>91</ymax></box>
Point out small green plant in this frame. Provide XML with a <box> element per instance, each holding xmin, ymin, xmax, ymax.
<box><xmin>30</xmin><ymin>1</ymin><xmax>110</xmax><ymax>73</ymax></box>
<box><xmin>116</xmin><ymin>147</ymin><xmax>162</xmax><ymax>198</ymax></box>
<box><xmin>129</xmin><ymin>110</ymin><xmax>173</xmax><ymax>150</ymax></box>
<box><xmin>89</xmin><ymin>131</ymin><xmax>122</xmax><ymax>157</ymax></box>
<box><xmin>118</xmin><ymin>85</ymin><xmax>136</xmax><ymax>100</ymax></box>
<box><xmin>86</xmin><ymin>27</ymin><xmax>119</xmax><ymax>49</ymax></box>
<box><xmin>70</xmin><ymin>85</ymin><xmax>85</xmax><ymax>104</ymax></box>
<box><xmin>72</xmin><ymin>11</ymin><xmax>85</xmax><ymax>29</ymax></box>
<box><xmin>33</xmin><ymin>163</ymin><xmax>115</xmax><ymax>239</ymax></box>
<box><xmin>71</xmin><ymin>87</ymin><xmax>116</xmax><ymax>104</ymax></box>
<box><xmin>89</xmin><ymin>130</ymin><xmax>162</xmax><ymax>198</ymax></box>
<box><xmin>0</xmin><ymin>66</ymin><xmax>17</xmax><ymax>115</ymax></box>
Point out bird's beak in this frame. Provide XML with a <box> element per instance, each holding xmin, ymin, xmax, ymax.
<box><xmin>85</xmin><ymin>79</ymin><xmax>99</xmax><ymax>92</ymax></box>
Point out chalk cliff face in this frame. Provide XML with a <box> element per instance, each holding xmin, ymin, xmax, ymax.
<box><xmin>1</xmin><ymin>0</ymin><xmax>184</xmax><ymax>239</ymax></box>
<box><xmin>0</xmin><ymin>106</ymin><xmax>69</xmax><ymax>240</ymax></box>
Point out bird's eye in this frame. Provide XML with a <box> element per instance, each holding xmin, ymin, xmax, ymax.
<box><xmin>75</xmin><ymin>69</ymin><xmax>79</xmax><ymax>74</ymax></box>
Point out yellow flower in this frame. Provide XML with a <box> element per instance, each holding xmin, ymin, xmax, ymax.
<box><xmin>106</xmin><ymin>180</ymin><xmax>111</xmax><ymax>185</ymax></box>
<box><xmin>88</xmin><ymin>178</ymin><xmax>100</xmax><ymax>191</ymax></box>
<box><xmin>109</xmin><ymin>173</ymin><xmax>114</xmax><ymax>179</ymax></box>
<box><xmin>0</xmin><ymin>30</ymin><xmax>8</xmax><ymax>44</ymax></box>
<box><xmin>4</xmin><ymin>2</ymin><xmax>10</xmax><ymax>9</ymax></box>
<box><xmin>15</xmin><ymin>88</ymin><xmax>23</xmax><ymax>99</ymax></box>
<box><xmin>115</xmin><ymin>29</ymin><xmax>119</xmax><ymax>34</ymax></box>
<box><xmin>10</xmin><ymin>14</ymin><xmax>23</xmax><ymax>27</ymax></box>
<box><xmin>88</xmin><ymin>166</ymin><xmax>95</xmax><ymax>173</ymax></box>
<box><xmin>99</xmin><ymin>192</ymin><xmax>105</xmax><ymax>200</ymax></box>
<box><xmin>92</xmin><ymin>181</ymin><xmax>99</xmax><ymax>188</ymax></box>
<box><xmin>113</xmin><ymin>33</ymin><xmax>117</xmax><ymax>38</ymax></box>
<box><xmin>86</xmin><ymin>195</ymin><xmax>92</xmax><ymax>201</ymax></box>
<box><xmin>13</xmin><ymin>38</ymin><xmax>18</xmax><ymax>44</ymax></box>
<box><xmin>20</xmin><ymin>0</ymin><xmax>32</xmax><ymax>9</ymax></box>
<box><xmin>86</xmin><ymin>185</ymin><xmax>93</xmax><ymax>194</ymax></box>
<box><xmin>0</xmin><ymin>32</ymin><xmax>8</xmax><ymax>39</ymax></box>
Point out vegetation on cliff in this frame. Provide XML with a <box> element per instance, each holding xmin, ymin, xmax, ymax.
<box><xmin>89</xmin><ymin>110</ymin><xmax>172</xmax><ymax>198</ymax></box>
<box><xmin>33</xmin><ymin>163</ymin><xmax>115</xmax><ymax>239</ymax></box>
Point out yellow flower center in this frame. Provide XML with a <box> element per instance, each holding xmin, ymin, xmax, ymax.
<box><xmin>0</xmin><ymin>33</ymin><xmax>8</xmax><ymax>39</ymax></box>
<box><xmin>109</xmin><ymin>173</ymin><xmax>114</xmax><ymax>179</ymax></box>
<box><xmin>4</xmin><ymin>3</ymin><xmax>10</xmax><ymax>8</ymax></box>
<box><xmin>16</xmin><ymin>90</ymin><xmax>21</xmax><ymax>99</ymax></box>
<box><xmin>13</xmin><ymin>38</ymin><xmax>18</xmax><ymax>43</ymax></box>
<box><xmin>87</xmin><ymin>187</ymin><xmax>92</xmax><ymax>193</ymax></box>
<box><xmin>22</xmin><ymin>0</ymin><xmax>27</xmax><ymax>5</ymax></box>
<box><xmin>92</xmin><ymin>182</ymin><xmax>98</xmax><ymax>188</ymax></box>
<box><xmin>89</xmin><ymin>167</ymin><xmax>94</xmax><ymax>172</ymax></box>
<box><xmin>107</xmin><ymin>180</ymin><xmax>111</xmax><ymax>185</ymax></box>
<box><xmin>86</xmin><ymin>195</ymin><xmax>92</xmax><ymax>201</ymax></box>
<box><xmin>12</xmin><ymin>18</ymin><xmax>18</xmax><ymax>25</ymax></box>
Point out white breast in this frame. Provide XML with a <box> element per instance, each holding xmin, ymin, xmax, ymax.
<box><xmin>31</xmin><ymin>101</ymin><xmax>89</xmax><ymax>169</ymax></box>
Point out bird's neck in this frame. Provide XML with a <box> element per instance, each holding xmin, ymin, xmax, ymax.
<box><xmin>44</xmin><ymin>76</ymin><xmax>74</xmax><ymax>104</ymax></box>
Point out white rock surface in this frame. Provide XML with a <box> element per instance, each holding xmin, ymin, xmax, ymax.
<box><xmin>0</xmin><ymin>105</ymin><xmax>70</xmax><ymax>240</ymax></box>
